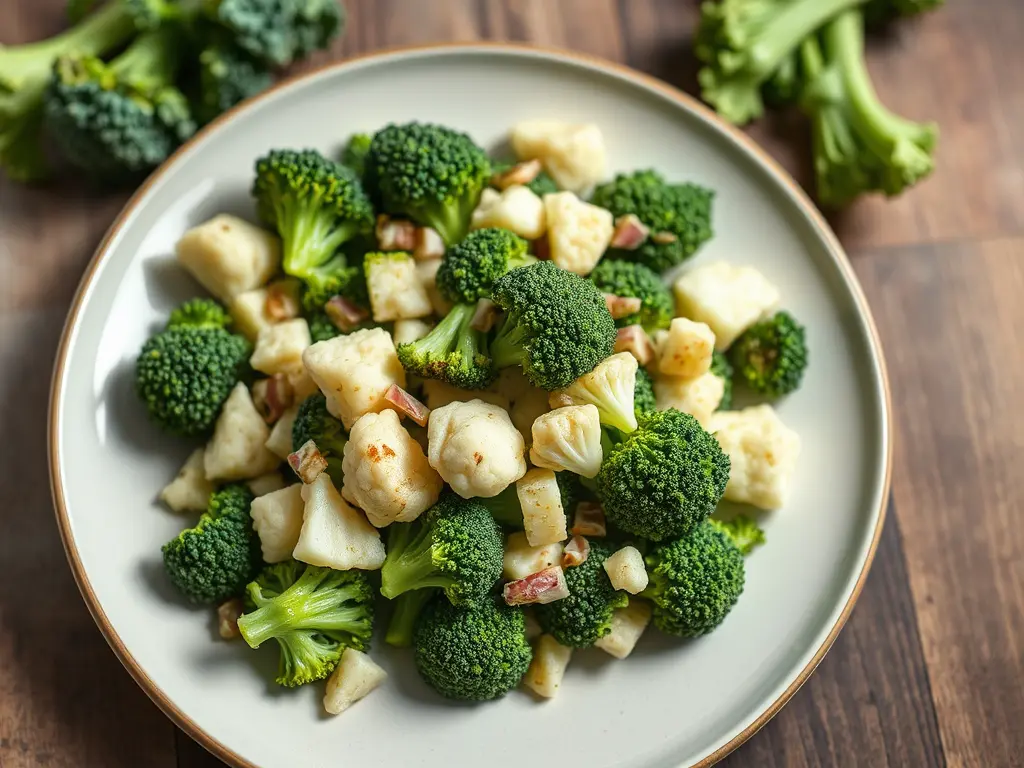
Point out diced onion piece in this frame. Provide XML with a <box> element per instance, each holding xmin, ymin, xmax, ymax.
<box><xmin>562</xmin><ymin>535</ymin><xmax>590</xmax><ymax>567</ymax></box>
<box><xmin>265</xmin><ymin>280</ymin><xmax>300</xmax><ymax>321</ymax></box>
<box><xmin>384</xmin><ymin>384</ymin><xmax>431</xmax><ymax>427</ymax></box>
<box><xmin>614</xmin><ymin>325</ymin><xmax>654</xmax><ymax>366</ymax></box>
<box><xmin>610</xmin><ymin>213</ymin><xmax>650</xmax><ymax>250</ymax></box>
<box><xmin>533</xmin><ymin>236</ymin><xmax>551</xmax><ymax>261</ymax></box>
<box><xmin>503</xmin><ymin>566</ymin><xmax>569</xmax><ymax>606</ymax></box>
<box><xmin>491</xmin><ymin>158</ymin><xmax>543</xmax><ymax>189</ymax></box>
<box><xmin>603</xmin><ymin>546</ymin><xmax>649</xmax><ymax>594</ymax></box>
<box><xmin>288</xmin><ymin>439</ymin><xmax>328</xmax><ymax>484</ymax></box>
<box><xmin>470</xmin><ymin>298</ymin><xmax>499</xmax><ymax>332</ymax></box>
<box><xmin>413</xmin><ymin>226</ymin><xmax>446</xmax><ymax>261</ymax></box>
<box><xmin>323</xmin><ymin>648</ymin><xmax>387</xmax><ymax>716</ymax></box>
<box><xmin>503</xmin><ymin>531</ymin><xmax>563</xmax><ymax>581</ymax></box>
<box><xmin>594</xmin><ymin>599</ymin><xmax>652</xmax><ymax>659</ymax></box>
<box><xmin>604</xmin><ymin>293</ymin><xmax>643</xmax><ymax>320</ymax></box>
<box><xmin>523</xmin><ymin>634</ymin><xmax>572</xmax><ymax>699</ymax></box>
<box><xmin>571</xmin><ymin>502</ymin><xmax>606</xmax><ymax>537</ymax></box>
<box><xmin>375</xmin><ymin>214</ymin><xmax>417</xmax><ymax>251</ymax></box>
<box><xmin>252</xmin><ymin>373</ymin><xmax>295</xmax><ymax>424</ymax></box>
<box><xmin>217</xmin><ymin>598</ymin><xmax>244</xmax><ymax>640</ymax></box>
<box><xmin>325</xmin><ymin>295</ymin><xmax>369</xmax><ymax>332</ymax></box>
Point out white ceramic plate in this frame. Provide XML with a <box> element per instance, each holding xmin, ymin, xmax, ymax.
<box><xmin>49</xmin><ymin>44</ymin><xmax>891</xmax><ymax>768</ymax></box>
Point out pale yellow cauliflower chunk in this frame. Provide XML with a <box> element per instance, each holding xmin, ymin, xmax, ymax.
<box><xmin>159</xmin><ymin>448</ymin><xmax>214</xmax><ymax>513</ymax></box>
<box><xmin>415</xmin><ymin>259</ymin><xmax>453</xmax><ymax>317</ymax></box>
<box><xmin>654</xmin><ymin>372</ymin><xmax>724</xmax><ymax>428</ymax></box>
<box><xmin>204</xmin><ymin>383</ymin><xmax>280</xmax><ymax>481</ymax></box>
<box><xmin>553</xmin><ymin>352</ymin><xmax>638</xmax><ymax>433</ymax></box>
<box><xmin>529</xmin><ymin>404</ymin><xmax>603</xmax><ymax>478</ymax></box>
<box><xmin>511</xmin><ymin>120</ymin><xmax>607</xmax><ymax>193</ymax></box>
<box><xmin>176</xmin><ymin>214</ymin><xmax>280</xmax><ymax>303</ymax></box>
<box><xmin>503</xmin><ymin>531</ymin><xmax>564</xmax><ymax>580</ymax></box>
<box><xmin>673</xmin><ymin>261</ymin><xmax>780</xmax><ymax>350</ymax></box>
<box><xmin>365</xmin><ymin>252</ymin><xmax>433</xmax><ymax>322</ymax></box>
<box><xmin>250</xmin><ymin>484</ymin><xmax>304</xmax><ymax>563</ymax></box>
<box><xmin>523</xmin><ymin>634</ymin><xmax>572</xmax><ymax>699</ymax></box>
<box><xmin>658</xmin><ymin>317</ymin><xmax>715</xmax><ymax>380</ymax></box>
<box><xmin>264</xmin><ymin>404</ymin><xmax>299</xmax><ymax>460</ymax></box>
<box><xmin>229</xmin><ymin>279</ymin><xmax>300</xmax><ymax>341</ymax></box>
<box><xmin>392</xmin><ymin>319</ymin><xmax>433</xmax><ymax>347</ymax></box>
<box><xmin>294</xmin><ymin>473</ymin><xmax>385</xmax><ymax>570</ymax></box>
<box><xmin>492</xmin><ymin>368</ymin><xmax>549</xmax><ymax>442</ymax></box>
<box><xmin>323</xmin><ymin>649</ymin><xmax>387</xmax><ymax>716</ymax></box>
<box><xmin>709</xmin><ymin>405</ymin><xmax>801</xmax><ymax>509</ymax></box>
<box><xmin>247</xmin><ymin>472</ymin><xmax>286</xmax><ymax>496</ymax></box>
<box><xmin>250</xmin><ymin>318</ymin><xmax>311</xmax><ymax>377</ymax></box>
<box><xmin>594</xmin><ymin>599</ymin><xmax>652</xmax><ymax>659</ymax></box>
<box><xmin>470</xmin><ymin>186</ymin><xmax>547</xmax><ymax>240</ymax></box>
<box><xmin>517</xmin><ymin>468</ymin><xmax>568</xmax><ymax>547</ymax></box>
<box><xmin>543</xmin><ymin>192</ymin><xmax>613</xmax><ymax>276</ymax></box>
<box><xmin>603</xmin><ymin>546</ymin><xmax>649</xmax><ymax>594</ymax></box>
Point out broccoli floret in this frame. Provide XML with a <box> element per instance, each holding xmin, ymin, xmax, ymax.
<box><xmin>642</xmin><ymin>520</ymin><xmax>746</xmax><ymax>637</ymax></box>
<box><xmin>436</xmin><ymin>227</ymin><xmax>534</xmax><ymax>305</ymax></box>
<box><xmin>203</xmin><ymin>0</ymin><xmax>345</xmax><ymax>68</ymax></box>
<box><xmin>384</xmin><ymin>588</ymin><xmax>433</xmax><ymax>648</ymax></box>
<box><xmin>307</xmin><ymin>310</ymin><xmax>340</xmax><ymax>342</ymax></box>
<box><xmin>729</xmin><ymin>310</ymin><xmax>807</xmax><ymax>397</ymax></box>
<box><xmin>340</xmin><ymin>132</ymin><xmax>372</xmax><ymax>178</ymax></box>
<box><xmin>396</xmin><ymin>303</ymin><xmax>495</xmax><ymax>390</ymax></box>
<box><xmin>135</xmin><ymin>298</ymin><xmax>251</xmax><ymax>436</ymax></box>
<box><xmin>379</xmin><ymin>493</ymin><xmax>504</xmax><ymax>605</ymax></box>
<box><xmin>480</xmin><ymin>471</ymin><xmax>581</xmax><ymax>528</ymax></box>
<box><xmin>413</xmin><ymin>595</ymin><xmax>532</xmax><ymax>701</ymax></box>
<box><xmin>291</xmin><ymin>392</ymin><xmax>346</xmax><ymax>484</ymax></box>
<box><xmin>536</xmin><ymin>540</ymin><xmax>628</xmax><ymax>647</ymax></box>
<box><xmin>592</xmin><ymin>170</ymin><xmax>714</xmax><ymax>273</ymax></box>
<box><xmin>237</xmin><ymin>561</ymin><xmax>374</xmax><ymax>687</ymax></box>
<box><xmin>490</xmin><ymin>158</ymin><xmax>559</xmax><ymax>196</ymax></box>
<box><xmin>589</xmin><ymin>260</ymin><xmax>673</xmax><ymax>333</ymax></box>
<box><xmin>710</xmin><ymin>349</ymin><xmax>734</xmax><ymax>410</ymax></box>
<box><xmin>634</xmin><ymin>367</ymin><xmax>657</xmax><ymax>418</ymax></box>
<box><xmin>162</xmin><ymin>484</ymin><xmax>261</xmax><ymax>604</ymax></box>
<box><xmin>490</xmin><ymin>262</ymin><xmax>617</xmax><ymax>391</ymax></box>
<box><xmin>192</xmin><ymin>38</ymin><xmax>273</xmax><ymax>125</ymax></box>
<box><xmin>710</xmin><ymin>514</ymin><xmax>766</xmax><ymax>555</ymax></box>
<box><xmin>596</xmin><ymin>408</ymin><xmax>730</xmax><ymax>541</ymax></box>
<box><xmin>365</xmin><ymin>122</ymin><xmax>490</xmax><ymax>245</ymax></box>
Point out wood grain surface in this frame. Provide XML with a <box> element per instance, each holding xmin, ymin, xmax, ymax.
<box><xmin>2</xmin><ymin>1</ymin><xmax>1023</xmax><ymax>767</ymax></box>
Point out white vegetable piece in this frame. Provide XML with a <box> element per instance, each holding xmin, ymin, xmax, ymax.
<box><xmin>422</xmin><ymin>380</ymin><xmax>510</xmax><ymax>412</ymax></box>
<box><xmin>288</xmin><ymin>366</ymin><xmax>320</xmax><ymax>401</ymax></box>
<box><xmin>529</xmin><ymin>404</ymin><xmax>603</xmax><ymax>478</ymax></box>
<box><xmin>415</xmin><ymin>259</ymin><xmax>453</xmax><ymax>317</ymax></box>
<box><xmin>603</xmin><ymin>546</ymin><xmax>649</xmax><ymax>594</ymax></box>
<box><xmin>204</xmin><ymin>383</ymin><xmax>281</xmax><ymax>481</ymax></box>
<box><xmin>427</xmin><ymin>400</ymin><xmax>527</xmax><ymax>498</ymax></box>
<box><xmin>658</xmin><ymin>317</ymin><xmax>715</xmax><ymax>380</ymax></box>
<box><xmin>217</xmin><ymin>598</ymin><xmax>244</xmax><ymax>640</ymax></box>
<box><xmin>673</xmin><ymin>261</ymin><xmax>781</xmax><ymax>350</ymax></box>
<box><xmin>341</xmin><ymin>409</ymin><xmax>442</xmax><ymax>528</ymax></box>
<box><xmin>594</xmin><ymin>599</ymin><xmax>652</xmax><ymax>659</ymax></box>
<box><xmin>511</xmin><ymin>120</ymin><xmax>607</xmax><ymax>194</ymax></box>
<box><xmin>323</xmin><ymin>649</ymin><xmax>387</xmax><ymax>716</ymax></box>
<box><xmin>250</xmin><ymin>484</ymin><xmax>304</xmax><ymax>562</ymax></box>
<box><xmin>551</xmin><ymin>352</ymin><xmax>638</xmax><ymax>433</ymax></box>
<box><xmin>176</xmin><ymin>214</ymin><xmax>280</xmax><ymax>303</ymax></box>
<box><xmin>543</xmin><ymin>192</ymin><xmax>614</xmax><ymax>276</ymax></box>
<box><xmin>247</xmin><ymin>472</ymin><xmax>286</xmax><ymax>497</ymax></box>
<box><xmin>709</xmin><ymin>405</ymin><xmax>801</xmax><ymax>509</ymax></box>
<box><xmin>654</xmin><ymin>371</ymin><xmax>725</xmax><ymax>428</ymax></box>
<box><xmin>517</xmin><ymin>468</ymin><xmax>568</xmax><ymax>547</ymax></box>
<box><xmin>293</xmin><ymin>472</ymin><xmax>386</xmax><ymax>570</ymax></box>
<box><xmin>493</xmin><ymin>368</ymin><xmax>549</xmax><ymax>442</ymax></box>
<box><xmin>470</xmin><ymin>186</ymin><xmax>547</xmax><ymax>240</ymax></box>
<box><xmin>365</xmin><ymin>252</ymin><xmax>433</xmax><ymax>322</ymax></box>
<box><xmin>503</xmin><ymin>531</ymin><xmax>564</xmax><ymax>581</ymax></box>
<box><xmin>229</xmin><ymin>280</ymin><xmax>300</xmax><ymax>341</ymax></box>
<box><xmin>392</xmin><ymin>318</ymin><xmax>433</xmax><ymax>347</ymax></box>
<box><xmin>250</xmin><ymin>318</ymin><xmax>311</xmax><ymax>377</ymax></box>
<box><xmin>523</xmin><ymin>634</ymin><xmax>573</xmax><ymax>699</ymax></box>
<box><xmin>159</xmin><ymin>448</ymin><xmax>214</xmax><ymax>513</ymax></box>
<box><xmin>265</xmin><ymin>404</ymin><xmax>300</xmax><ymax>460</ymax></box>
<box><xmin>302</xmin><ymin>328</ymin><xmax>406</xmax><ymax>429</ymax></box>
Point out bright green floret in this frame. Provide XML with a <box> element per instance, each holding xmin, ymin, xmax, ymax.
<box><xmin>710</xmin><ymin>349</ymin><xmax>734</xmax><ymax>410</ymax></box>
<box><xmin>490</xmin><ymin>158</ymin><xmax>559</xmax><ymax>196</ymax></box>
<box><xmin>384</xmin><ymin>588</ymin><xmax>433</xmax><ymax>648</ymax></box>
<box><xmin>481</xmin><ymin>471</ymin><xmax>582</xmax><ymax>528</ymax></box>
<box><xmin>396</xmin><ymin>303</ymin><xmax>495</xmax><ymax>390</ymax></box>
<box><xmin>710</xmin><ymin>514</ymin><xmax>766</xmax><ymax>555</ymax></box>
<box><xmin>490</xmin><ymin>261</ymin><xmax>617</xmax><ymax>391</ymax></box>
<box><xmin>340</xmin><ymin>132</ymin><xmax>372</xmax><ymax>178</ymax></box>
<box><xmin>730</xmin><ymin>310</ymin><xmax>807</xmax><ymax>397</ymax></box>
<box><xmin>203</xmin><ymin>0</ymin><xmax>345</xmax><ymax>68</ymax></box>
<box><xmin>634</xmin><ymin>367</ymin><xmax>657</xmax><ymax>418</ymax></box>
<box><xmin>237</xmin><ymin>561</ymin><xmax>374</xmax><ymax>687</ymax></box>
<box><xmin>436</xmin><ymin>227</ymin><xmax>534</xmax><ymax>305</ymax></box>
<box><xmin>162</xmin><ymin>484</ymin><xmax>261</xmax><ymax>604</ymax></box>
<box><xmin>366</xmin><ymin>121</ymin><xmax>491</xmax><ymax>245</ymax></box>
<box><xmin>193</xmin><ymin>38</ymin><xmax>273</xmax><ymax>125</ymax></box>
<box><xmin>135</xmin><ymin>298</ymin><xmax>250</xmax><ymax>436</ymax></box>
<box><xmin>291</xmin><ymin>392</ymin><xmax>347</xmax><ymax>485</ymax></box>
<box><xmin>642</xmin><ymin>519</ymin><xmax>746</xmax><ymax>637</ymax></box>
<box><xmin>597</xmin><ymin>408</ymin><xmax>731</xmax><ymax>541</ymax></box>
<box><xmin>380</xmin><ymin>494</ymin><xmax>504</xmax><ymax>606</ymax></box>
<box><xmin>536</xmin><ymin>540</ymin><xmax>628</xmax><ymax>648</ymax></box>
<box><xmin>592</xmin><ymin>170</ymin><xmax>715</xmax><ymax>273</ymax></box>
<box><xmin>413</xmin><ymin>595</ymin><xmax>532</xmax><ymax>701</ymax></box>
<box><xmin>589</xmin><ymin>260</ymin><xmax>673</xmax><ymax>333</ymax></box>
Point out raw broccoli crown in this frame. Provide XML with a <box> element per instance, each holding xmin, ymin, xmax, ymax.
<box><xmin>536</xmin><ymin>540</ymin><xmax>628</xmax><ymax>648</ymax></box>
<box><xmin>710</xmin><ymin>349</ymin><xmax>734</xmax><ymax>410</ymax></box>
<box><xmin>365</xmin><ymin>122</ymin><xmax>490</xmax><ymax>245</ymax></box>
<box><xmin>436</xmin><ymin>227</ymin><xmax>532</xmax><ymax>305</ymax></box>
<box><xmin>380</xmin><ymin>493</ymin><xmax>504</xmax><ymax>605</ymax></box>
<box><xmin>291</xmin><ymin>392</ymin><xmax>346</xmax><ymax>452</ymax></box>
<box><xmin>340</xmin><ymin>132</ymin><xmax>372</xmax><ymax>177</ymax></box>
<box><xmin>730</xmin><ymin>310</ymin><xmax>807</xmax><ymax>397</ymax></box>
<box><xmin>643</xmin><ymin>520</ymin><xmax>746</xmax><ymax>637</ymax></box>
<box><xmin>237</xmin><ymin>562</ymin><xmax>374</xmax><ymax>687</ymax></box>
<box><xmin>589</xmin><ymin>260</ymin><xmax>673</xmax><ymax>332</ymax></box>
<box><xmin>396</xmin><ymin>303</ymin><xmax>495</xmax><ymax>390</ymax></box>
<box><xmin>709</xmin><ymin>515</ymin><xmax>766</xmax><ymax>556</ymax></box>
<box><xmin>596</xmin><ymin>408</ymin><xmax>730</xmax><ymax>541</ymax></box>
<box><xmin>634</xmin><ymin>367</ymin><xmax>657</xmax><ymax>417</ymax></box>
<box><xmin>413</xmin><ymin>595</ymin><xmax>532</xmax><ymax>701</ymax></box>
<box><xmin>482</xmin><ymin>470</ymin><xmax>581</xmax><ymax>528</ymax></box>
<box><xmin>194</xmin><ymin>40</ymin><xmax>273</xmax><ymax>124</ymax></box>
<box><xmin>162</xmin><ymin>484</ymin><xmax>260</xmax><ymax>604</ymax></box>
<box><xmin>592</xmin><ymin>170</ymin><xmax>714</xmax><ymax>272</ymax></box>
<box><xmin>490</xmin><ymin>261</ymin><xmax>617</xmax><ymax>391</ymax></box>
<box><xmin>168</xmin><ymin>297</ymin><xmax>231</xmax><ymax>329</ymax></box>
<box><xmin>205</xmin><ymin>0</ymin><xmax>345</xmax><ymax>68</ymax></box>
<box><xmin>490</xmin><ymin>159</ymin><xmax>559</xmax><ymax>196</ymax></box>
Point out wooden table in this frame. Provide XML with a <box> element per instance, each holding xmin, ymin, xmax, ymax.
<box><xmin>2</xmin><ymin>1</ymin><xmax>1022</xmax><ymax>766</ymax></box>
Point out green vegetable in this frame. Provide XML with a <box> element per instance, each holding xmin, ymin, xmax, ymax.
<box><xmin>710</xmin><ymin>349</ymin><xmax>734</xmax><ymax>410</ymax></box>
<box><xmin>729</xmin><ymin>310</ymin><xmax>807</xmax><ymax>397</ymax></box>
<box><xmin>490</xmin><ymin>261</ymin><xmax>617</xmax><ymax>391</ymax></box>
<box><xmin>480</xmin><ymin>471</ymin><xmax>582</xmax><ymax>528</ymax></box>
<box><xmin>396</xmin><ymin>303</ymin><xmax>495</xmax><ymax>390</ymax></box>
<box><xmin>710</xmin><ymin>515</ymin><xmax>766</xmax><ymax>555</ymax></box>
<box><xmin>763</xmin><ymin>50</ymin><xmax>801</xmax><ymax>107</ymax></box>
<box><xmin>162</xmin><ymin>484</ymin><xmax>261</xmax><ymax>604</ymax></box>
<box><xmin>291</xmin><ymin>393</ymin><xmax>347</xmax><ymax>485</ymax></box>
<box><xmin>237</xmin><ymin>561</ymin><xmax>374</xmax><ymax>687</ymax></box>
<box><xmin>340</xmin><ymin>131</ymin><xmax>372</xmax><ymax>177</ymax></box>
<box><xmin>203</xmin><ymin>0</ymin><xmax>345</xmax><ymax>68</ymax></box>
<box><xmin>413</xmin><ymin>595</ymin><xmax>532</xmax><ymax>701</ymax></box>
<box><xmin>490</xmin><ymin>158</ymin><xmax>558</xmax><ymax>196</ymax></box>
<box><xmin>633</xmin><ymin>367</ymin><xmax>657</xmax><ymax>418</ymax></box>
<box><xmin>193</xmin><ymin>38</ymin><xmax>273</xmax><ymax>125</ymax></box>
<box><xmin>135</xmin><ymin>298</ymin><xmax>251</xmax><ymax>436</ymax></box>
<box><xmin>384</xmin><ymin>588</ymin><xmax>433</xmax><ymax>648</ymax></box>
<box><xmin>596</xmin><ymin>408</ymin><xmax>730</xmax><ymax>541</ymax></box>
<box><xmin>589</xmin><ymin>260</ymin><xmax>673</xmax><ymax>333</ymax></box>
<box><xmin>436</xmin><ymin>227</ymin><xmax>533</xmax><ymax>305</ymax></box>
<box><xmin>307</xmin><ymin>310</ymin><xmax>341</xmax><ymax>343</ymax></box>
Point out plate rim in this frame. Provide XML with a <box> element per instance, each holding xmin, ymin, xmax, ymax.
<box><xmin>46</xmin><ymin>41</ymin><xmax>893</xmax><ymax>768</ymax></box>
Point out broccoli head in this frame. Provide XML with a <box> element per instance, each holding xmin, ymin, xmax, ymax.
<box><xmin>397</xmin><ymin>303</ymin><xmax>495</xmax><ymax>390</ymax></box>
<box><xmin>436</xmin><ymin>227</ymin><xmax>534</xmax><ymax>305</ymax></box>
<box><xmin>634</xmin><ymin>366</ymin><xmax>657</xmax><ymax>418</ymax></box>
<box><xmin>710</xmin><ymin>515</ymin><xmax>766</xmax><ymax>555</ymax></box>
<box><xmin>340</xmin><ymin>132</ymin><xmax>372</xmax><ymax>178</ymax></box>
<box><xmin>162</xmin><ymin>484</ymin><xmax>261</xmax><ymax>604</ymax></box>
<box><xmin>480</xmin><ymin>470</ymin><xmax>581</xmax><ymax>528</ymax></box>
<box><xmin>490</xmin><ymin>261</ymin><xmax>617</xmax><ymax>391</ymax></box>
<box><xmin>135</xmin><ymin>298</ymin><xmax>251</xmax><ymax>436</ymax></box>
<box><xmin>366</xmin><ymin>122</ymin><xmax>491</xmax><ymax>245</ymax></box>
<box><xmin>536</xmin><ymin>540</ymin><xmax>628</xmax><ymax>648</ymax></box>
<box><xmin>592</xmin><ymin>170</ymin><xmax>714</xmax><ymax>273</ymax></box>
<box><xmin>729</xmin><ymin>310</ymin><xmax>807</xmax><ymax>397</ymax></box>
<box><xmin>380</xmin><ymin>493</ymin><xmax>504</xmax><ymax>605</ymax></box>
<box><xmin>642</xmin><ymin>520</ymin><xmax>746</xmax><ymax>637</ymax></box>
<box><xmin>589</xmin><ymin>260</ymin><xmax>673</xmax><ymax>333</ymax></box>
<box><xmin>203</xmin><ymin>0</ymin><xmax>345</xmax><ymax>68</ymax></box>
<box><xmin>291</xmin><ymin>393</ymin><xmax>347</xmax><ymax>485</ymax></box>
<box><xmin>710</xmin><ymin>349</ymin><xmax>734</xmax><ymax>410</ymax></box>
<box><xmin>237</xmin><ymin>560</ymin><xmax>374</xmax><ymax>687</ymax></box>
<box><xmin>193</xmin><ymin>39</ymin><xmax>273</xmax><ymax>125</ymax></box>
<box><xmin>596</xmin><ymin>408</ymin><xmax>730</xmax><ymax>541</ymax></box>
<box><xmin>413</xmin><ymin>595</ymin><xmax>532</xmax><ymax>701</ymax></box>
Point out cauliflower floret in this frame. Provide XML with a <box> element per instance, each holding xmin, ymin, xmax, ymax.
<box><xmin>288</xmin><ymin>366</ymin><xmax>320</xmax><ymax>401</ymax></box>
<box><xmin>323</xmin><ymin>648</ymin><xmax>387</xmax><ymax>716</ymax></box>
<box><xmin>503</xmin><ymin>531</ymin><xmax>564</xmax><ymax>580</ymax></box>
<box><xmin>421</xmin><ymin>379</ymin><xmax>509</xmax><ymax>412</ymax></box>
<box><xmin>365</xmin><ymin>252</ymin><xmax>433</xmax><ymax>323</ymax></box>
<box><xmin>603</xmin><ymin>546</ymin><xmax>649</xmax><ymax>594</ymax></box>
<box><xmin>415</xmin><ymin>258</ymin><xmax>453</xmax><ymax>317</ymax></box>
<box><xmin>265</xmin><ymin>404</ymin><xmax>299</xmax><ymax>460</ymax></box>
<box><xmin>523</xmin><ymin>634</ymin><xmax>572</xmax><ymax>699</ymax></box>
<box><xmin>229</xmin><ymin>279</ymin><xmax>300</xmax><ymax>341</ymax></box>
<box><xmin>551</xmin><ymin>352</ymin><xmax>638</xmax><ymax>433</ymax></box>
<box><xmin>653</xmin><ymin>371</ymin><xmax>724</xmax><ymax>427</ymax></box>
<box><xmin>204</xmin><ymin>383</ymin><xmax>281</xmax><ymax>481</ymax></box>
<box><xmin>392</xmin><ymin>318</ymin><xmax>434</xmax><ymax>347</ymax></box>
<box><xmin>517</xmin><ymin>468</ymin><xmax>568</xmax><ymax>547</ymax></box>
<box><xmin>543</xmin><ymin>192</ymin><xmax>614</xmax><ymax>276</ymax></box>
<box><xmin>492</xmin><ymin>368</ymin><xmax>549</xmax><ymax>442</ymax></box>
<box><xmin>427</xmin><ymin>399</ymin><xmax>527</xmax><ymax>498</ymax></box>
<box><xmin>294</xmin><ymin>472</ymin><xmax>386</xmax><ymax>570</ymax></box>
<box><xmin>301</xmin><ymin>328</ymin><xmax>406</xmax><ymax>429</ymax></box>
<box><xmin>594</xmin><ymin>599</ymin><xmax>652</xmax><ymax>659</ymax></box>
<box><xmin>247</xmin><ymin>472</ymin><xmax>286</xmax><ymax>496</ymax></box>
<box><xmin>249</xmin><ymin>484</ymin><xmax>304</xmax><ymax>562</ymax></box>
<box><xmin>470</xmin><ymin>185</ymin><xmax>547</xmax><ymax>240</ymax></box>
<box><xmin>341</xmin><ymin>409</ymin><xmax>442</xmax><ymax>528</ymax></box>
<box><xmin>176</xmin><ymin>214</ymin><xmax>280</xmax><ymax>303</ymax></box>
<box><xmin>658</xmin><ymin>317</ymin><xmax>715</xmax><ymax>380</ymax></box>
<box><xmin>511</xmin><ymin>120</ymin><xmax>607</xmax><ymax>194</ymax></box>
<box><xmin>674</xmin><ymin>261</ymin><xmax>781</xmax><ymax>350</ymax></box>
<box><xmin>250</xmin><ymin>318</ymin><xmax>311</xmax><ymax>377</ymax></box>
<box><xmin>529</xmin><ymin>404</ymin><xmax>603</xmax><ymax>479</ymax></box>
<box><xmin>159</xmin><ymin>448</ymin><xmax>214</xmax><ymax>513</ymax></box>
<box><xmin>709</xmin><ymin>405</ymin><xmax>800</xmax><ymax>509</ymax></box>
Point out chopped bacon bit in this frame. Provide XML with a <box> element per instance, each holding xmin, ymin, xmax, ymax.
<box><xmin>604</xmin><ymin>293</ymin><xmax>643</xmax><ymax>320</ymax></box>
<box><xmin>288</xmin><ymin>439</ymin><xmax>328</xmax><ymax>484</ymax></box>
<box><xmin>384</xmin><ymin>384</ymin><xmax>431</xmax><ymax>427</ymax></box>
<box><xmin>503</xmin><ymin>567</ymin><xmax>570</xmax><ymax>606</ymax></box>
<box><xmin>325</xmin><ymin>295</ymin><xmax>369</xmax><ymax>332</ymax></box>
<box><xmin>264</xmin><ymin>281</ymin><xmax>300</xmax><ymax>321</ymax></box>
<box><xmin>572</xmin><ymin>502</ymin><xmax>607</xmax><ymax>538</ymax></box>
<box><xmin>491</xmin><ymin>158</ymin><xmax>543</xmax><ymax>190</ymax></box>
<box><xmin>253</xmin><ymin>373</ymin><xmax>295</xmax><ymax>424</ymax></box>
<box><xmin>533</xmin><ymin>236</ymin><xmax>551</xmax><ymax>261</ymax></box>
<box><xmin>562</xmin><ymin>536</ymin><xmax>590</xmax><ymax>568</ymax></box>
<box><xmin>610</xmin><ymin>214</ymin><xmax>650</xmax><ymax>250</ymax></box>
<box><xmin>651</xmin><ymin>230</ymin><xmax>678</xmax><ymax>245</ymax></box>
<box><xmin>217</xmin><ymin>598</ymin><xmax>244</xmax><ymax>640</ymax></box>
<box><xmin>470</xmin><ymin>298</ymin><xmax>499</xmax><ymax>332</ymax></box>
<box><xmin>413</xmin><ymin>226</ymin><xmax>446</xmax><ymax>261</ymax></box>
<box><xmin>614</xmin><ymin>325</ymin><xmax>655</xmax><ymax>366</ymax></box>
<box><xmin>375</xmin><ymin>214</ymin><xmax>418</xmax><ymax>251</ymax></box>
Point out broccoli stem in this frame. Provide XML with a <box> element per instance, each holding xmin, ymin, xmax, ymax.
<box><xmin>380</xmin><ymin>523</ymin><xmax>453</xmax><ymax>599</ymax></box>
<box><xmin>278</xmin><ymin>202</ymin><xmax>362</xmax><ymax>279</ymax></box>
<box><xmin>409</xmin><ymin>303</ymin><xmax>472</xmax><ymax>360</ymax></box>
<box><xmin>108</xmin><ymin>28</ymin><xmax>181</xmax><ymax>91</ymax></box>
<box><xmin>384</xmin><ymin>589</ymin><xmax>433</xmax><ymax>647</ymax></box>
<box><xmin>489</xmin><ymin>315</ymin><xmax>530</xmax><ymax>370</ymax></box>
<box><xmin>424</xmin><ymin>196</ymin><xmax>476</xmax><ymax>247</ymax></box>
